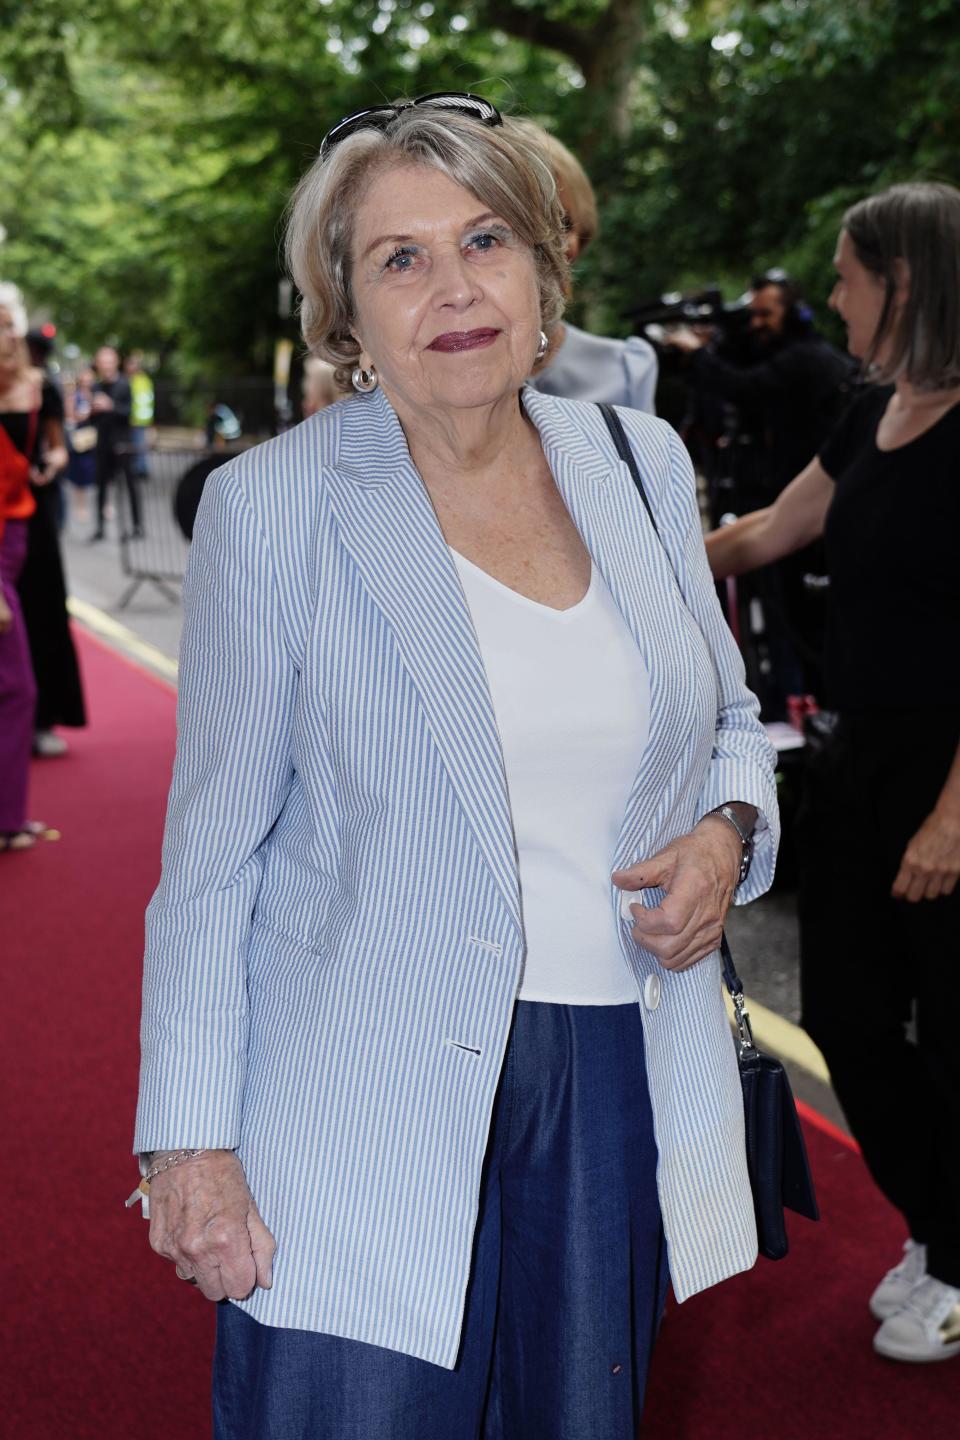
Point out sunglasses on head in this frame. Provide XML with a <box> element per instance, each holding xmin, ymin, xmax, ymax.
<box><xmin>319</xmin><ymin>92</ymin><xmax>503</xmax><ymax>158</ymax></box>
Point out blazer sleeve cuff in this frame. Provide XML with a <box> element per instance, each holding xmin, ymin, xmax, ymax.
<box><xmin>696</xmin><ymin>758</ymin><xmax>779</xmax><ymax>906</ymax></box>
<box><xmin>133</xmin><ymin>1043</ymin><xmax>245</xmax><ymax>1155</ymax></box>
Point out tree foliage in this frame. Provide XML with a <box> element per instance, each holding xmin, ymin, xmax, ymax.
<box><xmin>0</xmin><ymin>0</ymin><xmax>956</xmax><ymax>374</ymax></box>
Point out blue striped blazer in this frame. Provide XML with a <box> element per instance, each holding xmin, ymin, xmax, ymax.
<box><xmin>135</xmin><ymin>384</ymin><xmax>779</xmax><ymax>1368</ymax></box>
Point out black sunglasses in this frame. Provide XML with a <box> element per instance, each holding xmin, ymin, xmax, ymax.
<box><xmin>320</xmin><ymin>92</ymin><xmax>503</xmax><ymax>158</ymax></box>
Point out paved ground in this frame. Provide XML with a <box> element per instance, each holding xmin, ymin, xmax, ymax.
<box><xmin>58</xmin><ymin>478</ymin><xmax>847</xmax><ymax>1131</ymax></box>
<box><xmin>61</xmin><ymin>466</ymin><xmax>189</xmax><ymax>660</ymax></box>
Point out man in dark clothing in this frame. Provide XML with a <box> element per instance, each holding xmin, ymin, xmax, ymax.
<box><xmin>671</xmin><ymin>274</ymin><xmax>855</xmax><ymax>497</ymax></box>
<box><xmin>666</xmin><ymin>275</ymin><xmax>855</xmax><ymax>713</ymax></box>
<box><xmin>90</xmin><ymin>344</ymin><xmax>142</xmax><ymax>540</ymax></box>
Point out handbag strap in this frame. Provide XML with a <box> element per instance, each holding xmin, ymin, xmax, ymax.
<box><xmin>723</xmin><ymin>932</ymin><xmax>756</xmax><ymax>1055</ymax></box>
<box><xmin>596</xmin><ymin>403</ymin><xmax>756</xmax><ymax>1041</ymax></box>
<box><xmin>597</xmin><ymin>403</ymin><xmax>658</xmax><ymax>533</ymax></box>
<box><xmin>720</xmin><ymin>932</ymin><xmax>744</xmax><ymax>998</ymax></box>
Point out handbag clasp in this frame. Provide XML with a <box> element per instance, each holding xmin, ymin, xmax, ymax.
<box><xmin>732</xmin><ymin>991</ymin><xmax>756</xmax><ymax>1056</ymax></box>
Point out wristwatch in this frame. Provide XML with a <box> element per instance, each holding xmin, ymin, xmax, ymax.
<box><xmin>709</xmin><ymin>804</ymin><xmax>755</xmax><ymax>887</ymax></box>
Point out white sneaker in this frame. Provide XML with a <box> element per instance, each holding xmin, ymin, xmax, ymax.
<box><xmin>873</xmin><ymin>1276</ymin><xmax>960</xmax><ymax>1363</ymax></box>
<box><xmin>33</xmin><ymin>729</ymin><xmax>69</xmax><ymax>757</ymax></box>
<box><xmin>869</xmin><ymin>1239</ymin><xmax>927</xmax><ymax>1320</ymax></box>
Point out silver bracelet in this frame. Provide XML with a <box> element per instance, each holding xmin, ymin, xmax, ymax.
<box><xmin>125</xmin><ymin>1148</ymin><xmax>209</xmax><ymax>1216</ymax></box>
<box><xmin>144</xmin><ymin>1148</ymin><xmax>208</xmax><ymax>1183</ymax></box>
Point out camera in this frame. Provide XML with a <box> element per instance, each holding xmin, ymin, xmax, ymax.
<box><xmin>624</xmin><ymin>286</ymin><xmax>752</xmax><ymax>342</ymax></box>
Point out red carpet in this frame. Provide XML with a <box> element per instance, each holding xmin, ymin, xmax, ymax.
<box><xmin>2</xmin><ymin>626</ymin><xmax>956</xmax><ymax>1437</ymax></box>
<box><xmin>643</xmin><ymin>1109</ymin><xmax>959</xmax><ymax>1437</ymax></box>
<box><xmin>1</xmin><ymin>627</ymin><xmax>213</xmax><ymax>1437</ymax></box>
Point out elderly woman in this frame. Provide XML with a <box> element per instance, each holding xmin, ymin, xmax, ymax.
<box><xmin>133</xmin><ymin>95</ymin><xmax>778</xmax><ymax>1437</ymax></box>
<box><xmin>518</xmin><ymin>121</ymin><xmax>659</xmax><ymax>413</ymax></box>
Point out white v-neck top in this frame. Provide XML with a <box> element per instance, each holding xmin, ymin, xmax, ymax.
<box><xmin>451</xmin><ymin>549</ymin><xmax>651</xmax><ymax>1004</ymax></box>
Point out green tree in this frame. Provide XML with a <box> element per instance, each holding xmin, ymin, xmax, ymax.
<box><xmin>1</xmin><ymin>1</ymin><xmax>956</xmax><ymax>375</ymax></box>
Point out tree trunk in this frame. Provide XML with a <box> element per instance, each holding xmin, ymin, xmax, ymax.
<box><xmin>578</xmin><ymin>0</ymin><xmax>653</xmax><ymax>161</ymax></box>
<box><xmin>478</xmin><ymin>0</ymin><xmax>654</xmax><ymax>163</ymax></box>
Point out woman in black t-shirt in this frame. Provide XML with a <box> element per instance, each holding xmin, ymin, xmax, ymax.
<box><xmin>707</xmin><ymin>182</ymin><xmax>960</xmax><ymax>1366</ymax></box>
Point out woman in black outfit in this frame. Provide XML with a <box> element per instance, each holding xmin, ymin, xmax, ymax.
<box><xmin>0</xmin><ymin>297</ymin><xmax>67</xmax><ymax>848</ymax></box>
<box><xmin>706</xmin><ymin>181</ymin><xmax>960</xmax><ymax>1365</ymax></box>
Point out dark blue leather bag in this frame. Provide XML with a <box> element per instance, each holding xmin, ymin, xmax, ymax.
<box><xmin>721</xmin><ymin>936</ymin><xmax>820</xmax><ymax>1259</ymax></box>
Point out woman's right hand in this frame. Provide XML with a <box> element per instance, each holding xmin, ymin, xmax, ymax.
<box><xmin>147</xmin><ymin>1149</ymin><xmax>276</xmax><ymax>1301</ymax></box>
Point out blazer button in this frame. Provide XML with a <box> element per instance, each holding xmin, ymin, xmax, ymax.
<box><xmin>620</xmin><ymin>890</ymin><xmax>641</xmax><ymax>922</ymax></box>
<box><xmin>643</xmin><ymin>973</ymin><xmax>662</xmax><ymax>1012</ymax></box>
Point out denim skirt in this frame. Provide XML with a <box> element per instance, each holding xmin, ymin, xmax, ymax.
<box><xmin>214</xmin><ymin>999</ymin><xmax>667</xmax><ymax>1440</ymax></box>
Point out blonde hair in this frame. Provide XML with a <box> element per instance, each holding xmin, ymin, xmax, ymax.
<box><xmin>284</xmin><ymin>107</ymin><xmax>569</xmax><ymax>388</ymax></box>
<box><xmin>843</xmin><ymin>182</ymin><xmax>960</xmax><ymax>391</ymax></box>
<box><xmin>510</xmin><ymin>120</ymin><xmax>599</xmax><ymax>253</ymax></box>
<box><xmin>0</xmin><ymin>286</ymin><xmax>32</xmax><ymax>381</ymax></box>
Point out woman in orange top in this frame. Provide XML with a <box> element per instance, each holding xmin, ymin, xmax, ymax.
<box><xmin>0</xmin><ymin>298</ymin><xmax>67</xmax><ymax>850</ymax></box>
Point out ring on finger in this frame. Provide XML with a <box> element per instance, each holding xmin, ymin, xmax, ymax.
<box><xmin>175</xmin><ymin>1265</ymin><xmax>198</xmax><ymax>1285</ymax></box>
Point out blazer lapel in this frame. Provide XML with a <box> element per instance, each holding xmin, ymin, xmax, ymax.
<box><xmin>325</xmin><ymin>389</ymin><xmax>523</xmax><ymax>939</ymax></box>
<box><xmin>521</xmin><ymin>388</ymin><xmax>704</xmax><ymax>871</ymax></box>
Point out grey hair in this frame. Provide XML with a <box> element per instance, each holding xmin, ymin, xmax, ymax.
<box><xmin>843</xmin><ymin>181</ymin><xmax>960</xmax><ymax>391</ymax></box>
<box><xmin>284</xmin><ymin>107</ymin><xmax>569</xmax><ymax>388</ymax></box>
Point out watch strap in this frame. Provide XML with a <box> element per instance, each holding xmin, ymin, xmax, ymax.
<box><xmin>709</xmin><ymin>804</ymin><xmax>755</xmax><ymax>886</ymax></box>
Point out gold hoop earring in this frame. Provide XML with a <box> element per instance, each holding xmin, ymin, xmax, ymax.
<box><xmin>351</xmin><ymin>364</ymin><xmax>379</xmax><ymax>393</ymax></box>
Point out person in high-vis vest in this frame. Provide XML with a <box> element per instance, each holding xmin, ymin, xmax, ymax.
<box><xmin>125</xmin><ymin>351</ymin><xmax>154</xmax><ymax>479</ymax></box>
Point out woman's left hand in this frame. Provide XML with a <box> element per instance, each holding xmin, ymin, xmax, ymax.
<box><xmin>612</xmin><ymin>816</ymin><xmax>742</xmax><ymax>971</ymax></box>
<box><xmin>891</xmin><ymin>808</ymin><xmax>960</xmax><ymax>902</ymax></box>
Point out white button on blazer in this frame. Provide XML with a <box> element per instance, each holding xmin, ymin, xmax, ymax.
<box><xmin>644</xmin><ymin>973</ymin><xmax>662</xmax><ymax>1012</ymax></box>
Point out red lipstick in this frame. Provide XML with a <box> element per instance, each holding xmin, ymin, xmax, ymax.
<box><xmin>427</xmin><ymin>329</ymin><xmax>500</xmax><ymax>353</ymax></box>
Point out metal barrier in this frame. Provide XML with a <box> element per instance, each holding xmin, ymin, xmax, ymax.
<box><xmin>113</xmin><ymin>446</ymin><xmax>245</xmax><ymax>608</ymax></box>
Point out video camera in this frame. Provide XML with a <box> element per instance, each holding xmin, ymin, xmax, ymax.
<box><xmin>625</xmin><ymin>286</ymin><xmax>752</xmax><ymax>342</ymax></box>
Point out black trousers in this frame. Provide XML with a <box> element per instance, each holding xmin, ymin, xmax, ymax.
<box><xmin>96</xmin><ymin>448</ymin><xmax>142</xmax><ymax>532</ymax></box>
<box><xmin>19</xmin><ymin>483</ymin><xmax>86</xmax><ymax>729</ymax></box>
<box><xmin>798</xmin><ymin>709</ymin><xmax>960</xmax><ymax>1286</ymax></box>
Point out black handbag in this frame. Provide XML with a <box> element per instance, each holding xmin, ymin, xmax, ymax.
<box><xmin>597</xmin><ymin>402</ymin><xmax>820</xmax><ymax>1260</ymax></box>
<box><xmin>721</xmin><ymin>936</ymin><xmax>820</xmax><ymax>1259</ymax></box>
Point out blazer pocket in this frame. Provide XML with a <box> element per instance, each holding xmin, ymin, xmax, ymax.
<box><xmin>246</xmin><ymin>917</ymin><xmax>329</xmax><ymax>986</ymax></box>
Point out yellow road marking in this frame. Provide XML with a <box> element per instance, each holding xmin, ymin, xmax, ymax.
<box><xmin>67</xmin><ymin>596</ymin><xmax>179</xmax><ymax>683</ymax></box>
<box><xmin>724</xmin><ymin>990</ymin><xmax>831</xmax><ymax>1084</ymax></box>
